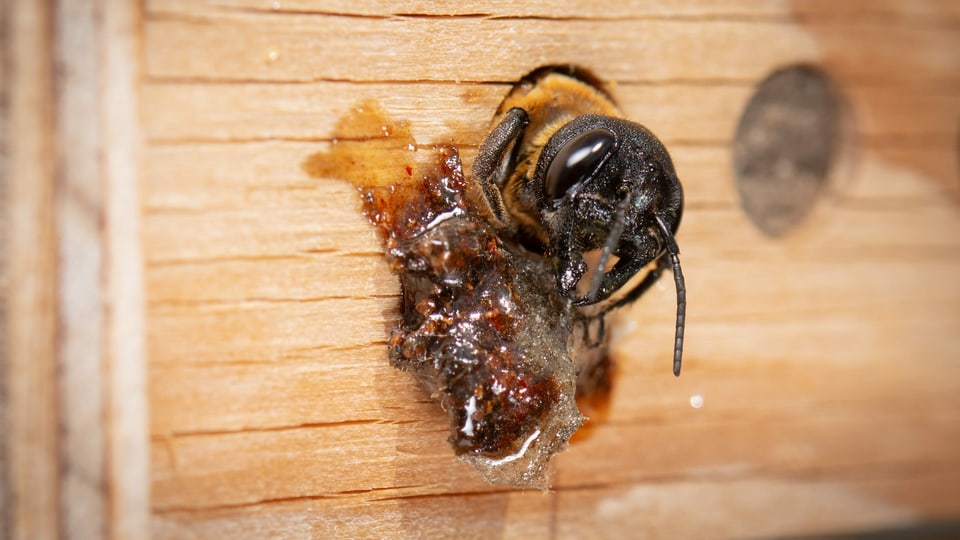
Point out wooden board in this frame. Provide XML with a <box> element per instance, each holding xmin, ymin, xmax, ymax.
<box><xmin>4</xmin><ymin>0</ymin><xmax>959</xmax><ymax>539</ymax></box>
<box><xmin>142</xmin><ymin>2</ymin><xmax>960</xmax><ymax>538</ymax></box>
<box><xmin>2</xmin><ymin>0</ymin><xmax>147</xmax><ymax>538</ymax></box>
<box><xmin>143</xmin><ymin>1</ymin><xmax>960</xmax><ymax>538</ymax></box>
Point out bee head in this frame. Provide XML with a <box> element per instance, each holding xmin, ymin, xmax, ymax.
<box><xmin>535</xmin><ymin>115</ymin><xmax>682</xmax><ymax>302</ymax></box>
<box><xmin>535</xmin><ymin>114</ymin><xmax>686</xmax><ymax>375</ymax></box>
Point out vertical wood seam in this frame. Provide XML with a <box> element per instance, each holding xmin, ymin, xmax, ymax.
<box><xmin>102</xmin><ymin>0</ymin><xmax>149</xmax><ymax>537</ymax></box>
<box><xmin>6</xmin><ymin>0</ymin><xmax>61</xmax><ymax>538</ymax></box>
<box><xmin>54</xmin><ymin>0</ymin><xmax>107</xmax><ymax>537</ymax></box>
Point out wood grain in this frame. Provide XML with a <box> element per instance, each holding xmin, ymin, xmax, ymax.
<box><xmin>4</xmin><ymin>0</ymin><xmax>60</xmax><ymax>537</ymax></box>
<box><xmin>102</xmin><ymin>0</ymin><xmax>151</xmax><ymax>536</ymax></box>
<box><xmin>136</xmin><ymin>0</ymin><xmax>958</xmax><ymax>538</ymax></box>
<box><xmin>2</xmin><ymin>0</ymin><xmax>148</xmax><ymax>538</ymax></box>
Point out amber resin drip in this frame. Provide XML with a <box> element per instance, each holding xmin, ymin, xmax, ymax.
<box><xmin>363</xmin><ymin>147</ymin><xmax>591</xmax><ymax>486</ymax></box>
<box><xmin>304</xmin><ymin>101</ymin><xmax>611</xmax><ymax>488</ymax></box>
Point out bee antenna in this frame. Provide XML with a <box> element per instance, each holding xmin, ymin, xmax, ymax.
<box><xmin>655</xmin><ymin>215</ymin><xmax>685</xmax><ymax>377</ymax></box>
<box><xmin>586</xmin><ymin>195</ymin><xmax>631</xmax><ymax>302</ymax></box>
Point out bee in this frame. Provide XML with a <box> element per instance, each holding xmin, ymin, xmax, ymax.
<box><xmin>472</xmin><ymin>66</ymin><xmax>687</xmax><ymax>376</ymax></box>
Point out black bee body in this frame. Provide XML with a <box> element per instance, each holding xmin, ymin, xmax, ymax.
<box><xmin>473</xmin><ymin>67</ymin><xmax>687</xmax><ymax>376</ymax></box>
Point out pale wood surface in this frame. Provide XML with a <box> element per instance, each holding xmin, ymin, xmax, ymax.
<box><xmin>103</xmin><ymin>1</ymin><xmax>152</xmax><ymax>537</ymax></box>
<box><xmin>4</xmin><ymin>1</ymin><xmax>60</xmax><ymax>538</ymax></box>
<box><xmin>120</xmin><ymin>0</ymin><xmax>960</xmax><ymax>538</ymax></box>
<box><xmin>2</xmin><ymin>0</ymin><xmax>148</xmax><ymax>538</ymax></box>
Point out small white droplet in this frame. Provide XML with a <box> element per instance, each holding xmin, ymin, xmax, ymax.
<box><xmin>266</xmin><ymin>49</ymin><xmax>279</xmax><ymax>62</ymax></box>
<box><xmin>271</xmin><ymin>1</ymin><xmax>280</xmax><ymax>10</ymax></box>
<box><xmin>690</xmin><ymin>394</ymin><xmax>704</xmax><ymax>409</ymax></box>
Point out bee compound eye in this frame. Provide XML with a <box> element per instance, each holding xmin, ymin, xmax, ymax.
<box><xmin>544</xmin><ymin>128</ymin><xmax>616</xmax><ymax>200</ymax></box>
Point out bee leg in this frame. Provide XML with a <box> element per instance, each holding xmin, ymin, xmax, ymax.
<box><xmin>472</xmin><ymin>107</ymin><xmax>530</xmax><ymax>226</ymax></box>
<box><xmin>564</xmin><ymin>246</ymin><xmax>652</xmax><ymax>306</ymax></box>
<box><xmin>598</xmin><ymin>257</ymin><xmax>669</xmax><ymax>314</ymax></box>
<box><xmin>582</xmin><ymin>312</ymin><xmax>606</xmax><ymax>349</ymax></box>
